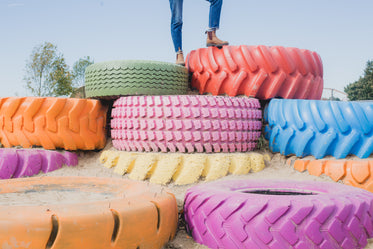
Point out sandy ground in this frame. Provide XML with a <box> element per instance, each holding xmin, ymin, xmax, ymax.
<box><xmin>21</xmin><ymin>139</ymin><xmax>372</xmax><ymax>249</ymax></box>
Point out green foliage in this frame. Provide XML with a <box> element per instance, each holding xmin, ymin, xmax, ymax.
<box><xmin>72</xmin><ymin>56</ymin><xmax>94</xmax><ymax>87</ymax></box>
<box><xmin>49</xmin><ymin>57</ymin><xmax>74</xmax><ymax>96</ymax></box>
<box><xmin>24</xmin><ymin>42</ymin><xmax>73</xmax><ymax>97</ymax></box>
<box><xmin>24</xmin><ymin>42</ymin><xmax>94</xmax><ymax>97</ymax></box>
<box><xmin>345</xmin><ymin>60</ymin><xmax>373</xmax><ymax>101</ymax></box>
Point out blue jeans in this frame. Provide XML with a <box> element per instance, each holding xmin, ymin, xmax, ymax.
<box><xmin>169</xmin><ymin>0</ymin><xmax>223</xmax><ymax>53</ymax></box>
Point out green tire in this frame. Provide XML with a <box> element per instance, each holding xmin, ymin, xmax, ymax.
<box><xmin>84</xmin><ymin>60</ymin><xmax>189</xmax><ymax>98</ymax></box>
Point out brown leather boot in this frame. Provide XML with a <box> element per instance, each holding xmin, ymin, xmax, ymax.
<box><xmin>206</xmin><ymin>30</ymin><xmax>229</xmax><ymax>48</ymax></box>
<box><xmin>176</xmin><ymin>50</ymin><xmax>185</xmax><ymax>66</ymax></box>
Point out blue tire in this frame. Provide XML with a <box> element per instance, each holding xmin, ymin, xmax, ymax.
<box><xmin>264</xmin><ymin>99</ymin><xmax>373</xmax><ymax>159</ymax></box>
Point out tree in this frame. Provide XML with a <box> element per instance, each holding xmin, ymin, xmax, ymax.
<box><xmin>345</xmin><ymin>60</ymin><xmax>373</xmax><ymax>101</ymax></box>
<box><xmin>49</xmin><ymin>57</ymin><xmax>74</xmax><ymax>96</ymax></box>
<box><xmin>24</xmin><ymin>42</ymin><xmax>73</xmax><ymax>97</ymax></box>
<box><xmin>72</xmin><ymin>56</ymin><xmax>94</xmax><ymax>87</ymax></box>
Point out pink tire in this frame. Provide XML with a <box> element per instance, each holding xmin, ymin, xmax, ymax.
<box><xmin>111</xmin><ymin>95</ymin><xmax>262</xmax><ymax>153</ymax></box>
<box><xmin>0</xmin><ymin>149</ymin><xmax>78</xmax><ymax>179</ymax></box>
<box><xmin>184</xmin><ymin>179</ymin><xmax>373</xmax><ymax>248</ymax></box>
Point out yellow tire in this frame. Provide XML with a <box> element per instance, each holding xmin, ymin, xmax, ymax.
<box><xmin>100</xmin><ymin>150</ymin><xmax>270</xmax><ymax>185</ymax></box>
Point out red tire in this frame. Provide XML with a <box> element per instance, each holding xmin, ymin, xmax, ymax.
<box><xmin>187</xmin><ymin>45</ymin><xmax>323</xmax><ymax>100</ymax></box>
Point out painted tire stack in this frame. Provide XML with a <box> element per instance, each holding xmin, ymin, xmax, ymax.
<box><xmin>263</xmin><ymin>98</ymin><xmax>373</xmax><ymax>195</ymax></box>
<box><xmin>182</xmin><ymin>45</ymin><xmax>373</xmax><ymax>248</ymax></box>
<box><xmin>88</xmin><ymin>59</ymin><xmax>265</xmax><ymax>184</ymax></box>
<box><xmin>0</xmin><ymin>66</ymin><xmax>181</xmax><ymax>248</ymax></box>
<box><xmin>83</xmin><ymin>47</ymin><xmax>373</xmax><ymax>248</ymax></box>
<box><xmin>4</xmin><ymin>44</ymin><xmax>373</xmax><ymax>249</ymax></box>
<box><xmin>252</xmin><ymin>45</ymin><xmax>373</xmax><ymax>191</ymax></box>
<box><xmin>0</xmin><ymin>97</ymin><xmax>108</xmax><ymax>178</ymax></box>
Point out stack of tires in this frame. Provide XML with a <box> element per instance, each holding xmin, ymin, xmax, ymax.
<box><xmin>86</xmin><ymin>60</ymin><xmax>265</xmax><ymax>185</ymax></box>
<box><xmin>0</xmin><ymin>64</ymin><xmax>179</xmax><ymax>247</ymax></box>
<box><xmin>182</xmin><ymin>45</ymin><xmax>373</xmax><ymax>248</ymax></box>
<box><xmin>1</xmin><ymin>45</ymin><xmax>372</xmax><ymax>248</ymax></box>
<box><xmin>0</xmin><ymin>97</ymin><xmax>106</xmax><ymax>178</ymax></box>
<box><xmin>261</xmin><ymin>65</ymin><xmax>373</xmax><ymax>193</ymax></box>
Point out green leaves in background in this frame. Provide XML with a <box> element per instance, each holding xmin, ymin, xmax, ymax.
<box><xmin>345</xmin><ymin>60</ymin><xmax>373</xmax><ymax>101</ymax></box>
<box><xmin>24</xmin><ymin>42</ymin><xmax>93</xmax><ymax>97</ymax></box>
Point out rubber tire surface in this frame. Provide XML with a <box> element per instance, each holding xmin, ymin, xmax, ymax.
<box><xmin>291</xmin><ymin>158</ymin><xmax>373</xmax><ymax>193</ymax></box>
<box><xmin>0</xmin><ymin>97</ymin><xmax>107</xmax><ymax>150</ymax></box>
<box><xmin>187</xmin><ymin>45</ymin><xmax>323</xmax><ymax>100</ymax></box>
<box><xmin>184</xmin><ymin>179</ymin><xmax>373</xmax><ymax>249</ymax></box>
<box><xmin>0</xmin><ymin>176</ymin><xmax>178</xmax><ymax>249</ymax></box>
<box><xmin>111</xmin><ymin>95</ymin><xmax>262</xmax><ymax>153</ymax></box>
<box><xmin>0</xmin><ymin>148</ymin><xmax>77</xmax><ymax>179</ymax></box>
<box><xmin>264</xmin><ymin>99</ymin><xmax>373</xmax><ymax>159</ymax></box>
<box><xmin>100</xmin><ymin>150</ymin><xmax>269</xmax><ymax>185</ymax></box>
<box><xmin>85</xmin><ymin>60</ymin><xmax>189</xmax><ymax>98</ymax></box>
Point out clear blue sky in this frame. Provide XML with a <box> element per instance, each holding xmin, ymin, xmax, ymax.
<box><xmin>1</xmin><ymin>0</ymin><xmax>372</xmax><ymax>99</ymax></box>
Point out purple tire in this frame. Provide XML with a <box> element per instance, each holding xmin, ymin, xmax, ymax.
<box><xmin>111</xmin><ymin>95</ymin><xmax>262</xmax><ymax>153</ymax></box>
<box><xmin>0</xmin><ymin>149</ymin><xmax>17</xmax><ymax>179</ymax></box>
<box><xmin>184</xmin><ymin>180</ymin><xmax>373</xmax><ymax>248</ymax></box>
<box><xmin>0</xmin><ymin>149</ymin><xmax>78</xmax><ymax>179</ymax></box>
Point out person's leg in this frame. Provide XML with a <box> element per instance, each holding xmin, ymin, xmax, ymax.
<box><xmin>169</xmin><ymin>0</ymin><xmax>185</xmax><ymax>65</ymax></box>
<box><xmin>207</xmin><ymin>0</ymin><xmax>222</xmax><ymax>30</ymax></box>
<box><xmin>205</xmin><ymin>0</ymin><xmax>228</xmax><ymax>47</ymax></box>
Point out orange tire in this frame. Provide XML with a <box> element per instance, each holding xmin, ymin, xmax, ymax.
<box><xmin>0</xmin><ymin>176</ymin><xmax>178</xmax><ymax>249</ymax></box>
<box><xmin>0</xmin><ymin>97</ymin><xmax>107</xmax><ymax>150</ymax></box>
<box><xmin>289</xmin><ymin>158</ymin><xmax>373</xmax><ymax>192</ymax></box>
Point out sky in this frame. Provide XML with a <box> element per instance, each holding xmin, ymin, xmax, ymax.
<box><xmin>1</xmin><ymin>0</ymin><xmax>372</xmax><ymax>99</ymax></box>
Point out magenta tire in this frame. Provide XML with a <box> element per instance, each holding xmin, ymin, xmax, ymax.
<box><xmin>0</xmin><ymin>149</ymin><xmax>78</xmax><ymax>179</ymax></box>
<box><xmin>111</xmin><ymin>95</ymin><xmax>262</xmax><ymax>153</ymax></box>
<box><xmin>184</xmin><ymin>180</ymin><xmax>373</xmax><ymax>248</ymax></box>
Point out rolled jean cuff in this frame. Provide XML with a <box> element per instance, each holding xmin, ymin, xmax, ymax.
<box><xmin>206</xmin><ymin>27</ymin><xmax>219</xmax><ymax>32</ymax></box>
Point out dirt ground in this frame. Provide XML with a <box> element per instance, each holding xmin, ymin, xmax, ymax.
<box><xmin>25</xmin><ymin>140</ymin><xmax>373</xmax><ymax>248</ymax></box>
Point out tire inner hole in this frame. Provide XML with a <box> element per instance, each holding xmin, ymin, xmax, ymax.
<box><xmin>241</xmin><ymin>189</ymin><xmax>317</xmax><ymax>196</ymax></box>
